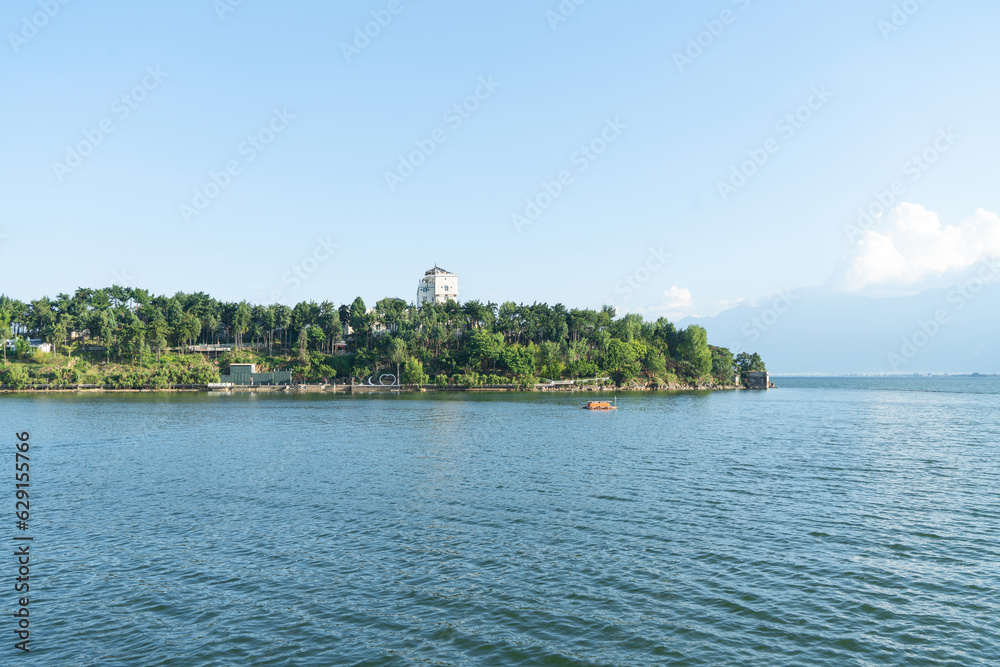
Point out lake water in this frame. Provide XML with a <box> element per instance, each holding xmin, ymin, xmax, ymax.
<box><xmin>3</xmin><ymin>377</ymin><xmax>999</xmax><ymax>665</ymax></box>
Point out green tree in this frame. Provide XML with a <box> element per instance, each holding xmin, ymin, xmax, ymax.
<box><xmin>604</xmin><ymin>339</ymin><xmax>642</xmax><ymax>386</ymax></box>
<box><xmin>147</xmin><ymin>312</ymin><xmax>169</xmax><ymax>362</ymax></box>
<box><xmin>711</xmin><ymin>346</ymin><xmax>736</xmax><ymax>382</ymax></box>
<box><xmin>298</xmin><ymin>326</ymin><xmax>308</xmax><ymax>362</ymax></box>
<box><xmin>0</xmin><ymin>308</ymin><xmax>11</xmax><ymax>362</ymax></box>
<box><xmin>274</xmin><ymin>304</ymin><xmax>292</xmax><ymax>350</ymax></box>
<box><xmin>307</xmin><ymin>324</ymin><xmax>325</xmax><ymax>351</ymax></box>
<box><xmin>120</xmin><ymin>313</ymin><xmax>146</xmax><ymax>364</ymax></box>
<box><xmin>49</xmin><ymin>315</ymin><xmax>70</xmax><ymax>355</ymax></box>
<box><xmin>500</xmin><ymin>344</ymin><xmax>534</xmax><ymax>378</ymax></box>
<box><xmin>93</xmin><ymin>309</ymin><xmax>115</xmax><ymax>362</ymax></box>
<box><xmin>462</xmin><ymin>300</ymin><xmax>495</xmax><ymax>331</ymax></box>
<box><xmin>233</xmin><ymin>302</ymin><xmax>251</xmax><ymax>349</ymax></box>
<box><xmin>735</xmin><ymin>352</ymin><xmax>766</xmax><ymax>373</ymax></box>
<box><xmin>643</xmin><ymin>347</ymin><xmax>667</xmax><ymax>378</ymax></box>
<box><xmin>318</xmin><ymin>301</ymin><xmax>340</xmax><ymax>353</ymax></box>
<box><xmin>468</xmin><ymin>329</ymin><xmax>503</xmax><ymax>371</ymax></box>
<box><xmin>261</xmin><ymin>305</ymin><xmax>277</xmax><ymax>353</ymax></box>
<box><xmin>201</xmin><ymin>311</ymin><xmax>220</xmax><ymax>345</ymax></box>
<box><xmin>349</xmin><ymin>296</ymin><xmax>368</xmax><ymax>350</ymax></box>
<box><xmin>402</xmin><ymin>356</ymin><xmax>429</xmax><ymax>386</ymax></box>
<box><xmin>1</xmin><ymin>363</ymin><xmax>29</xmax><ymax>389</ymax></box>
<box><xmin>180</xmin><ymin>312</ymin><xmax>202</xmax><ymax>350</ymax></box>
<box><xmin>165</xmin><ymin>297</ymin><xmax>184</xmax><ymax>332</ymax></box>
<box><xmin>677</xmin><ymin>325</ymin><xmax>712</xmax><ymax>377</ymax></box>
<box><xmin>387</xmin><ymin>337</ymin><xmax>408</xmax><ymax>381</ymax></box>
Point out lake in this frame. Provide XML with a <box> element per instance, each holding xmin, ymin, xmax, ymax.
<box><xmin>3</xmin><ymin>377</ymin><xmax>999</xmax><ymax>665</ymax></box>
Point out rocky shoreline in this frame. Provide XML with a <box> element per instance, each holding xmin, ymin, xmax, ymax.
<box><xmin>0</xmin><ymin>380</ymin><xmax>774</xmax><ymax>394</ymax></box>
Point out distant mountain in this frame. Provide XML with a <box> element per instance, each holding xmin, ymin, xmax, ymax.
<box><xmin>678</xmin><ymin>284</ymin><xmax>1000</xmax><ymax>375</ymax></box>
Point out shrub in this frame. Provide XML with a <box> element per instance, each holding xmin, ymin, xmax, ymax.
<box><xmin>402</xmin><ymin>357</ymin><xmax>429</xmax><ymax>386</ymax></box>
<box><xmin>32</xmin><ymin>350</ymin><xmax>52</xmax><ymax>364</ymax></box>
<box><xmin>568</xmin><ymin>360</ymin><xmax>599</xmax><ymax>379</ymax></box>
<box><xmin>1</xmin><ymin>363</ymin><xmax>29</xmax><ymax>389</ymax></box>
<box><xmin>458</xmin><ymin>372</ymin><xmax>483</xmax><ymax>388</ymax></box>
<box><xmin>149</xmin><ymin>372</ymin><xmax>170</xmax><ymax>390</ymax></box>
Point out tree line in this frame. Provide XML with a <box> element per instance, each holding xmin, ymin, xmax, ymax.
<box><xmin>0</xmin><ymin>286</ymin><xmax>767</xmax><ymax>387</ymax></box>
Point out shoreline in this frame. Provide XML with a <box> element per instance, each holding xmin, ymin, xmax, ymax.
<box><xmin>0</xmin><ymin>382</ymin><xmax>760</xmax><ymax>395</ymax></box>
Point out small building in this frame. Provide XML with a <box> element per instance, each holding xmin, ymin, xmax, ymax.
<box><xmin>220</xmin><ymin>363</ymin><xmax>292</xmax><ymax>385</ymax></box>
<box><xmin>4</xmin><ymin>339</ymin><xmax>52</xmax><ymax>353</ymax></box>
<box><xmin>416</xmin><ymin>265</ymin><xmax>458</xmax><ymax>307</ymax></box>
<box><xmin>188</xmin><ymin>344</ymin><xmax>235</xmax><ymax>354</ymax></box>
<box><xmin>744</xmin><ymin>371</ymin><xmax>770</xmax><ymax>390</ymax></box>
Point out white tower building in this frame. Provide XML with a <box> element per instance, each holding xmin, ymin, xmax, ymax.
<box><xmin>417</xmin><ymin>265</ymin><xmax>458</xmax><ymax>306</ymax></box>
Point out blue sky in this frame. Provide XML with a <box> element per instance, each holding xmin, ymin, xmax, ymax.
<box><xmin>2</xmin><ymin>0</ymin><xmax>998</xmax><ymax>316</ymax></box>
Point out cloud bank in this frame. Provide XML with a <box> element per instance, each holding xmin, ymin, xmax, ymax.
<box><xmin>835</xmin><ymin>203</ymin><xmax>1000</xmax><ymax>293</ymax></box>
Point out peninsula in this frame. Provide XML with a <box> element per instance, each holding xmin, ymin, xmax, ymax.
<box><xmin>0</xmin><ymin>283</ymin><xmax>767</xmax><ymax>392</ymax></box>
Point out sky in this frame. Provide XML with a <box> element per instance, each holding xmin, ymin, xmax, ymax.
<box><xmin>2</xmin><ymin>0</ymin><xmax>999</xmax><ymax>319</ymax></box>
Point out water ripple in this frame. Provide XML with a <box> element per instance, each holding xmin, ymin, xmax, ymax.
<box><xmin>4</xmin><ymin>380</ymin><xmax>1000</xmax><ymax>665</ymax></box>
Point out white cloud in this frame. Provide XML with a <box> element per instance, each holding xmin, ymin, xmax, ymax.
<box><xmin>662</xmin><ymin>285</ymin><xmax>693</xmax><ymax>309</ymax></box>
<box><xmin>628</xmin><ymin>287</ymin><xmax>746</xmax><ymax>321</ymax></box>
<box><xmin>837</xmin><ymin>203</ymin><xmax>1000</xmax><ymax>292</ymax></box>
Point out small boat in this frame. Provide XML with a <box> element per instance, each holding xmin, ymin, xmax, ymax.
<box><xmin>583</xmin><ymin>399</ymin><xmax>617</xmax><ymax>410</ymax></box>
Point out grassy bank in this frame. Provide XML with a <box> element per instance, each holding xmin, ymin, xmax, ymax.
<box><xmin>0</xmin><ymin>348</ymin><xmax>746</xmax><ymax>392</ymax></box>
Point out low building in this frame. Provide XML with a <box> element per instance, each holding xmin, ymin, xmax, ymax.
<box><xmin>416</xmin><ymin>265</ymin><xmax>458</xmax><ymax>306</ymax></box>
<box><xmin>4</xmin><ymin>339</ymin><xmax>52</xmax><ymax>353</ymax></box>
<box><xmin>744</xmin><ymin>371</ymin><xmax>770</xmax><ymax>390</ymax></box>
<box><xmin>187</xmin><ymin>344</ymin><xmax>234</xmax><ymax>353</ymax></box>
<box><xmin>220</xmin><ymin>363</ymin><xmax>292</xmax><ymax>385</ymax></box>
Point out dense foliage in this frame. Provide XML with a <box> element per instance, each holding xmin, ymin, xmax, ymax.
<box><xmin>0</xmin><ymin>287</ymin><xmax>765</xmax><ymax>388</ymax></box>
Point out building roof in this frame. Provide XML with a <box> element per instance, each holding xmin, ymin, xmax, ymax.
<box><xmin>424</xmin><ymin>265</ymin><xmax>454</xmax><ymax>276</ymax></box>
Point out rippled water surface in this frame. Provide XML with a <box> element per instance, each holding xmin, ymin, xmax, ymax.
<box><xmin>4</xmin><ymin>377</ymin><xmax>1000</xmax><ymax>665</ymax></box>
